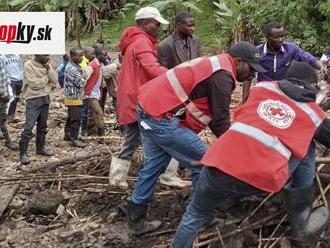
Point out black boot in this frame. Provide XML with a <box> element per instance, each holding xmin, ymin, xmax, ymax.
<box><xmin>36</xmin><ymin>132</ymin><xmax>54</xmax><ymax>156</ymax></box>
<box><xmin>127</xmin><ymin>201</ymin><xmax>161</xmax><ymax>236</ymax></box>
<box><xmin>63</xmin><ymin>121</ymin><xmax>71</xmax><ymax>141</ymax></box>
<box><xmin>285</xmin><ymin>184</ymin><xmax>330</xmax><ymax>247</ymax></box>
<box><xmin>97</xmin><ymin>127</ymin><xmax>105</xmax><ymax>136</ymax></box>
<box><xmin>2</xmin><ymin>126</ymin><xmax>19</xmax><ymax>150</ymax></box>
<box><xmin>81</xmin><ymin>119</ymin><xmax>87</xmax><ymax>137</ymax></box>
<box><xmin>70</xmin><ymin>122</ymin><xmax>86</xmax><ymax>148</ymax></box>
<box><xmin>87</xmin><ymin>124</ymin><xmax>97</xmax><ymax>136</ymax></box>
<box><xmin>19</xmin><ymin>136</ymin><xmax>30</xmax><ymax>165</ymax></box>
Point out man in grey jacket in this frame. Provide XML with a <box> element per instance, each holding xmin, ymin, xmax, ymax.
<box><xmin>158</xmin><ymin>11</ymin><xmax>202</xmax><ymax>69</ymax></box>
<box><xmin>157</xmin><ymin>11</ymin><xmax>202</xmax><ymax>188</ymax></box>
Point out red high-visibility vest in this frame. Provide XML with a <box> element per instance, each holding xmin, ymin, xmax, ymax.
<box><xmin>138</xmin><ymin>54</ymin><xmax>237</xmax><ymax>132</ymax></box>
<box><xmin>202</xmin><ymin>81</ymin><xmax>326</xmax><ymax>192</ymax></box>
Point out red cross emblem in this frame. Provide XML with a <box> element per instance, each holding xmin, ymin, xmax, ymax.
<box><xmin>269</xmin><ymin>107</ymin><xmax>285</xmax><ymax>117</ymax></box>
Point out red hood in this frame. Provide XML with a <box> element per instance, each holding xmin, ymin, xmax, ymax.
<box><xmin>119</xmin><ymin>27</ymin><xmax>156</xmax><ymax>55</ymax></box>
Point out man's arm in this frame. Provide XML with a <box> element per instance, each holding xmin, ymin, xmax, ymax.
<box><xmin>157</xmin><ymin>43</ymin><xmax>170</xmax><ymax>68</ymax></box>
<box><xmin>293</xmin><ymin>44</ymin><xmax>322</xmax><ymax>70</ymax></box>
<box><xmin>208</xmin><ymin>71</ymin><xmax>234</xmax><ymax>137</ymax></box>
<box><xmin>196</xmin><ymin>37</ymin><xmax>202</xmax><ymax>57</ymax></box>
<box><xmin>135</xmin><ymin>40</ymin><xmax>167</xmax><ymax>78</ymax></box>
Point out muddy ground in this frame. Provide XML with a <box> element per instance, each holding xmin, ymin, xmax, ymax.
<box><xmin>1</xmin><ymin>57</ymin><xmax>330</xmax><ymax>248</ymax></box>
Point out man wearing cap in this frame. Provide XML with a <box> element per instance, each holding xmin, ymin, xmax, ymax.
<box><xmin>172</xmin><ymin>62</ymin><xmax>330</xmax><ymax>248</ymax></box>
<box><xmin>109</xmin><ymin>7</ymin><xmax>169</xmax><ymax>187</ymax></box>
<box><xmin>125</xmin><ymin>41</ymin><xmax>265</xmax><ymax>236</ymax></box>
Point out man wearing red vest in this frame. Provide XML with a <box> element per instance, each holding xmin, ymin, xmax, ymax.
<box><xmin>172</xmin><ymin>62</ymin><xmax>330</xmax><ymax>248</ymax></box>
<box><xmin>84</xmin><ymin>48</ymin><xmax>107</xmax><ymax>136</ymax></box>
<box><xmin>109</xmin><ymin>6</ymin><xmax>168</xmax><ymax>187</ymax></box>
<box><xmin>125</xmin><ymin>42</ymin><xmax>266</xmax><ymax>235</ymax></box>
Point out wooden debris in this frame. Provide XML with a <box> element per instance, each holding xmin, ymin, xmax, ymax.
<box><xmin>316</xmin><ymin>157</ymin><xmax>330</xmax><ymax>164</ymax></box>
<box><xmin>27</xmin><ymin>150</ymin><xmax>112</xmax><ymax>173</ymax></box>
<box><xmin>0</xmin><ymin>184</ymin><xmax>19</xmax><ymax>218</ymax></box>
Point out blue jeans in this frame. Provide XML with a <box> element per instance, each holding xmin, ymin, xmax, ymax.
<box><xmin>131</xmin><ymin>107</ymin><xmax>206</xmax><ymax>205</ymax></box>
<box><xmin>172</xmin><ymin>144</ymin><xmax>316</xmax><ymax>248</ymax></box>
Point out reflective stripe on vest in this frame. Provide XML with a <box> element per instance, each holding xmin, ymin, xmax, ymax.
<box><xmin>165</xmin><ymin>56</ymin><xmax>221</xmax><ymax>125</ymax></box>
<box><xmin>255</xmin><ymin>82</ymin><xmax>323</xmax><ymax>127</ymax></box>
<box><xmin>186</xmin><ymin>102</ymin><xmax>212</xmax><ymax>125</ymax></box>
<box><xmin>231</xmin><ymin>122</ymin><xmax>291</xmax><ymax>160</ymax></box>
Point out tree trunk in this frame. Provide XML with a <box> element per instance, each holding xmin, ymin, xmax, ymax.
<box><xmin>73</xmin><ymin>0</ymin><xmax>81</xmax><ymax>48</ymax></box>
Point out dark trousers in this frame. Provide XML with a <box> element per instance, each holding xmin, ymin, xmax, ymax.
<box><xmin>0</xmin><ymin>97</ymin><xmax>10</xmax><ymax>142</ymax></box>
<box><xmin>20</xmin><ymin>97</ymin><xmax>49</xmax><ymax>149</ymax></box>
<box><xmin>7</xmin><ymin>80</ymin><xmax>23</xmax><ymax>118</ymax></box>
<box><xmin>118</xmin><ymin>122</ymin><xmax>141</xmax><ymax>160</ymax></box>
<box><xmin>65</xmin><ymin>105</ymin><xmax>82</xmax><ymax>140</ymax></box>
<box><xmin>172</xmin><ymin>144</ymin><xmax>316</xmax><ymax>248</ymax></box>
<box><xmin>99</xmin><ymin>87</ymin><xmax>107</xmax><ymax>112</ymax></box>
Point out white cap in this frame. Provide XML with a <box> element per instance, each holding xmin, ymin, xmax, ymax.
<box><xmin>135</xmin><ymin>6</ymin><xmax>169</xmax><ymax>25</ymax></box>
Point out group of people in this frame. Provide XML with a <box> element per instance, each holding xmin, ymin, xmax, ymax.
<box><xmin>0</xmin><ymin>44</ymin><xmax>120</xmax><ymax>165</ymax></box>
<box><xmin>108</xmin><ymin>6</ymin><xmax>330</xmax><ymax>248</ymax></box>
<box><xmin>1</xmin><ymin>5</ymin><xmax>330</xmax><ymax>247</ymax></box>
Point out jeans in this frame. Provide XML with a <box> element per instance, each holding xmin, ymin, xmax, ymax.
<box><xmin>131</xmin><ymin>107</ymin><xmax>205</xmax><ymax>205</ymax></box>
<box><xmin>172</xmin><ymin>144</ymin><xmax>316</xmax><ymax>248</ymax></box>
<box><xmin>118</xmin><ymin>122</ymin><xmax>141</xmax><ymax>160</ymax></box>
<box><xmin>7</xmin><ymin>80</ymin><xmax>23</xmax><ymax>118</ymax></box>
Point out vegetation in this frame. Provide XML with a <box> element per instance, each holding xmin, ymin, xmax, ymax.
<box><xmin>1</xmin><ymin>0</ymin><xmax>329</xmax><ymax>54</ymax></box>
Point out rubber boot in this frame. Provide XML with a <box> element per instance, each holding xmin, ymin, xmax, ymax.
<box><xmin>87</xmin><ymin>123</ymin><xmax>97</xmax><ymax>136</ymax></box>
<box><xmin>71</xmin><ymin>139</ymin><xmax>86</xmax><ymax>148</ymax></box>
<box><xmin>36</xmin><ymin>132</ymin><xmax>54</xmax><ymax>156</ymax></box>
<box><xmin>109</xmin><ymin>156</ymin><xmax>131</xmax><ymax>187</ymax></box>
<box><xmin>159</xmin><ymin>158</ymin><xmax>192</xmax><ymax>188</ymax></box>
<box><xmin>80</xmin><ymin>119</ymin><xmax>87</xmax><ymax>137</ymax></box>
<box><xmin>70</xmin><ymin>122</ymin><xmax>86</xmax><ymax>148</ymax></box>
<box><xmin>63</xmin><ymin>121</ymin><xmax>71</xmax><ymax>141</ymax></box>
<box><xmin>285</xmin><ymin>184</ymin><xmax>330</xmax><ymax>247</ymax></box>
<box><xmin>97</xmin><ymin>127</ymin><xmax>105</xmax><ymax>136</ymax></box>
<box><xmin>2</xmin><ymin>126</ymin><xmax>19</xmax><ymax>150</ymax></box>
<box><xmin>19</xmin><ymin>136</ymin><xmax>30</xmax><ymax>165</ymax></box>
<box><xmin>127</xmin><ymin>200</ymin><xmax>162</xmax><ymax>236</ymax></box>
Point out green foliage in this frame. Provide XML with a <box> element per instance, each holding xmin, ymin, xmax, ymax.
<box><xmin>5</xmin><ymin>0</ymin><xmax>329</xmax><ymax>55</ymax></box>
<box><xmin>150</xmin><ymin>0</ymin><xmax>202</xmax><ymax>34</ymax></box>
<box><xmin>210</xmin><ymin>0</ymin><xmax>330</xmax><ymax>54</ymax></box>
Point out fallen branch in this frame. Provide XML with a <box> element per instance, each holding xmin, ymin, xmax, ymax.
<box><xmin>82</xmin><ymin>135</ymin><xmax>122</xmax><ymax>141</ymax></box>
<box><xmin>316</xmin><ymin>157</ymin><xmax>330</xmax><ymax>164</ymax></box>
<box><xmin>238</xmin><ymin>193</ymin><xmax>274</xmax><ymax>228</ymax></box>
<box><xmin>27</xmin><ymin>150</ymin><xmax>112</xmax><ymax>173</ymax></box>
<box><xmin>195</xmin><ymin>212</ymin><xmax>283</xmax><ymax>247</ymax></box>
<box><xmin>0</xmin><ymin>184</ymin><xmax>19</xmax><ymax>218</ymax></box>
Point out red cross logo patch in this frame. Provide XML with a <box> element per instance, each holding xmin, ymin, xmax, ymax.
<box><xmin>257</xmin><ymin>100</ymin><xmax>296</xmax><ymax>129</ymax></box>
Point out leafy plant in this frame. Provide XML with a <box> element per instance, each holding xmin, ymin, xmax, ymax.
<box><xmin>150</xmin><ymin>0</ymin><xmax>202</xmax><ymax>34</ymax></box>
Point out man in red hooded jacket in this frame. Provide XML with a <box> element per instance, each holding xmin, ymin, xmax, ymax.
<box><xmin>109</xmin><ymin>7</ymin><xmax>168</xmax><ymax>187</ymax></box>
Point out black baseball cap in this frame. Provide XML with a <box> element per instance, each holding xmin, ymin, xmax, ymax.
<box><xmin>229</xmin><ymin>41</ymin><xmax>266</xmax><ymax>73</ymax></box>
